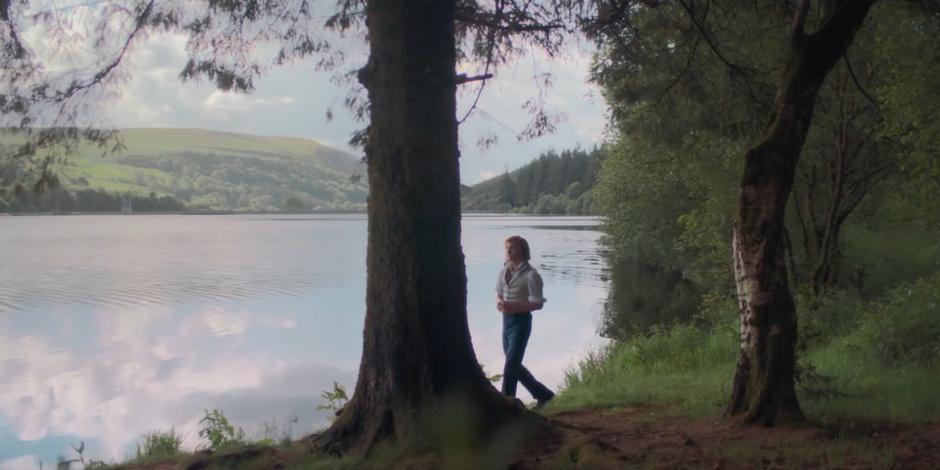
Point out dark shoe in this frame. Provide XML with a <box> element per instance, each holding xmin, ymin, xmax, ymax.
<box><xmin>534</xmin><ymin>392</ymin><xmax>555</xmax><ymax>409</ymax></box>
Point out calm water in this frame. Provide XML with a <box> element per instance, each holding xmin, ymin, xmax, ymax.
<box><xmin>0</xmin><ymin>214</ymin><xmax>609</xmax><ymax>468</ymax></box>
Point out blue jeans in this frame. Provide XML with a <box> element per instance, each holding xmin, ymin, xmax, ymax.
<box><xmin>501</xmin><ymin>313</ymin><xmax>553</xmax><ymax>401</ymax></box>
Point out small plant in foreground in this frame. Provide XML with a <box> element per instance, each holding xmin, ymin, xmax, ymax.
<box><xmin>136</xmin><ymin>429</ymin><xmax>184</xmax><ymax>458</ymax></box>
<box><xmin>480</xmin><ymin>363</ymin><xmax>503</xmax><ymax>383</ymax></box>
<box><xmin>256</xmin><ymin>415</ymin><xmax>299</xmax><ymax>446</ymax></box>
<box><xmin>198</xmin><ymin>409</ymin><xmax>246</xmax><ymax>450</ymax></box>
<box><xmin>317</xmin><ymin>382</ymin><xmax>349</xmax><ymax>421</ymax></box>
<box><xmin>55</xmin><ymin>442</ymin><xmax>106</xmax><ymax>469</ymax></box>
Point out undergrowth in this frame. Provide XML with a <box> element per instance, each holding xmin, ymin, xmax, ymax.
<box><xmin>555</xmin><ymin>272</ymin><xmax>940</xmax><ymax>422</ymax></box>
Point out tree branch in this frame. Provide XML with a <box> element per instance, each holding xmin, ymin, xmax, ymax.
<box><xmin>676</xmin><ymin>0</ymin><xmax>752</xmax><ymax>78</ymax></box>
<box><xmin>842</xmin><ymin>51</ymin><xmax>878</xmax><ymax>105</ymax></box>
<box><xmin>49</xmin><ymin>0</ymin><xmax>155</xmax><ymax>102</ymax></box>
<box><xmin>656</xmin><ymin>2</ymin><xmax>706</xmax><ymax>104</ymax></box>
<box><xmin>456</xmin><ymin>72</ymin><xmax>494</xmax><ymax>85</ymax></box>
<box><xmin>792</xmin><ymin>0</ymin><xmax>811</xmax><ymax>39</ymax></box>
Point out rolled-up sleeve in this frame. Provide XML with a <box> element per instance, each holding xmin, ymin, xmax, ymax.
<box><xmin>527</xmin><ymin>271</ymin><xmax>546</xmax><ymax>304</ymax></box>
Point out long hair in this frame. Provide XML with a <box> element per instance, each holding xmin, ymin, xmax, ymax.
<box><xmin>505</xmin><ymin>235</ymin><xmax>531</xmax><ymax>261</ymax></box>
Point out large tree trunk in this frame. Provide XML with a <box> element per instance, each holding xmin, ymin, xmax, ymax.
<box><xmin>314</xmin><ymin>0</ymin><xmax>521</xmax><ymax>454</ymax></box>
<box><xmin>725</xmin><ymin>0</ymin><xmax>875</xmax><ymax>425</ymax></box>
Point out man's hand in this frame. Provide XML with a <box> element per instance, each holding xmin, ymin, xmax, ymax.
<box><xmin>496</xmin><ymin>298</ymin><xmax>507</xmax><ymax>313</ymax></box>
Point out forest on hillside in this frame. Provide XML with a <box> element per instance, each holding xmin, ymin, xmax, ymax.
<box><xmin>462</xmin><ymin>147</ymin><xmax>604</xmax><ymax>215</ymax></box>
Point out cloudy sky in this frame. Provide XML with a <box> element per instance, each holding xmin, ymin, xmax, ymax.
<box><xmin>96</xmin><ymin>28</ymin><xmax>608</xmax><ymax>185</ymax></box>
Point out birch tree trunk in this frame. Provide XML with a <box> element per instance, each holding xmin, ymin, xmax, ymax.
<box><xmin>726</xmin><ymin>0</ymin><xmax>875</xmax><ymax>425</ymax></box>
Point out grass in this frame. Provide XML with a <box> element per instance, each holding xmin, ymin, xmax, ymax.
<box><xmin>555</xmin><ymin>272</ymin><xmax>940</xmax><ymax>423</ymax></box>
<box><xmin>553</xmin><ymin>322</ymin><xmax>737</xmax><ymax>416</ymax></box>
<box><xmin>804</xmin><ymin>339</ymin><xmax>940</xmax><ymax>422</ymax></box>
<box><xmin>89</xmin><ymin>397</ymin><xmax>532</xmax><ymax>470</ymax></box>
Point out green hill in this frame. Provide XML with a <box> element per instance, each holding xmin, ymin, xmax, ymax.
<box><xmin>2</xmin><ymin>128</ymin><xmax>368</xmax><ymax>212</ymax></box>
<box><xmin>462</xmin><ymin>147</ymin><xmax>605</xmax><ymax>215</ymax></box>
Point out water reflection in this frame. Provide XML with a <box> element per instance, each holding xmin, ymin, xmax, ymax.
<box><xmin>599</xmin><ymin>258</ymin><xmax>704</xmax><ymax>340</ymax></box>
<box><xmin>0</xmin><ymin>214</ymin><xmax>610</xmax><ymax>468</ymax></box>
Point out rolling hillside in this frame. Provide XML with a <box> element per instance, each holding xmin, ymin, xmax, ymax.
<box><xmin>3</xmin><ymin>128</ymin><xmax>368</xmax><ymax>212</ymax></box>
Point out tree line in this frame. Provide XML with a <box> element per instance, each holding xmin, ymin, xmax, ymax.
<box><xmin>462</xmin><ymin>147</ymin><xmax>604</xmax><ymax>214</ymax></box>
<box><xmin>2</xmin><ymin>187</ymin><xmax>184</xmax><ymax>213</ymax></box>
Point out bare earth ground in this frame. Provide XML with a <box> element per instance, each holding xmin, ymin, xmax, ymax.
<box><xmin>131</xmin><ymin>405</ymin><xmax>940</xmax><ymax>469</ymax></box>
<box><xmin>515</xmin><ymin>406</ymin><xmax>940</xmax><ymax>469</ymax></box>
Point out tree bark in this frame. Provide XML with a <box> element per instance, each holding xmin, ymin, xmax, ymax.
<box><xmin>313</xmin><ymin>0</ymin><xmax>522</xmax><ymax>454</ymax></box>
<box><xmin>725</xmin><ymin>0</ymin><xmax>875</xmax><ymax>425</ymax></box>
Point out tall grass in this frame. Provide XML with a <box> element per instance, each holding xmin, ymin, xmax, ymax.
<box><xmin>802</xmin><ymin>273</ymin><xmax>940</xmax><ymax>422</ymax></box>
<box><xmin>557</xmin><ymin>273</ymin><xmax>940</xmax><ymax>422</ymax></box>
<box><xmin>556</xmin><ymin>322</ymin><xmax>737</xmax><ymax>415</ymax></box>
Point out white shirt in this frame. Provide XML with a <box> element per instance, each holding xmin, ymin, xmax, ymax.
<box><xmin>495</xmin><ymin>261</ymin><xmax>547</xmax><ymax>304</ymax></box>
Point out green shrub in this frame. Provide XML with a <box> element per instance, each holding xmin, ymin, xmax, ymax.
<box><xmin>198</xmin><ymin>409</ymin><xmax>246</xmax><ymax>450</ymax></box>
<box><xmin>136</xmin><ymin>429</ymin><xmax>183</xmax><ymax>458</ymax></box>
<box><xmin>852</xmin><ymin>274</ymin><xmax>940</xmax><ymax>366</ymax></box>
<box><xmin>796</xmin><ymin>288</ymin><xmax>866</xmax><ymax>349</ymax></box>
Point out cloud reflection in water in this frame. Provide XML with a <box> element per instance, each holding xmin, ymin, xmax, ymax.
<box><xmin>0</xmin><ymin>214</ymin><xmax>608</xmax><ymax>465</ymax></box>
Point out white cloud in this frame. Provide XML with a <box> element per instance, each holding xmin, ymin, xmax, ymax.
<box><xmin>203</xmin><ymin>91</ymin><xmax>296</xmax><ymax>112</ymax></box>
<box><xmin>12</xmin><ymin>7</ymin><xmax>606</xmax><ymax>185</ymax></box>
<box><xmin>478</xmin><ymin>171</ymin><xmax>497</xmax><ymax>181</ymax></box>
<box><xmin>93</xmin><ymin>29</ymin><xmax>603</xmax><ymax>185</ymax></box>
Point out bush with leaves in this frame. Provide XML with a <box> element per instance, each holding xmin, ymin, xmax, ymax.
<box><xmin>853</xmin><ymin>274</ymin><xmax>940</xmax><ymax>366</ymax></box>
<box><xmin>317</xmin><ymin>382</ymin><xmax>349</xmax><ymax>422</ymax></box>
<box><xmin>136</xmin><ymin>429</ymin><xmax>183</xmax><ymax>458</ymax></box>
<box><xmin>198</xmin><ymin>409</ymin><xmax>246</xmax><ymax>450</ymax></box>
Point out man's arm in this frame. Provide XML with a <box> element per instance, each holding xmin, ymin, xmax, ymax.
<box><xmin>500</xmin><ymin>299</ymin><xmax>543</xmax><ymax>313</ymax></box>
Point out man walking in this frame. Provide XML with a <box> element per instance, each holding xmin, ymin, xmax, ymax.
<box><xmin>495</xmin><ymin>235</ymin><xmax>555</xmax><ymax>407</ymax></box>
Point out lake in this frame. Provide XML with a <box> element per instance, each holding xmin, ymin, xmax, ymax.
<box><xmin>0</xmin><ymin>214</ymin><xmax>610</xmax><ymax>468</ymax></box>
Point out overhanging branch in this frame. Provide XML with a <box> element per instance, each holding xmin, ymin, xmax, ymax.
<box><xmin>456</xmin><ymin>15</ymin><xmax>564</xmax><ymax>33</ymax></box>
<box><xmin>456</xmin><ymin>73</ymin><xmax>493</xmax><ymax>85</ymax></box>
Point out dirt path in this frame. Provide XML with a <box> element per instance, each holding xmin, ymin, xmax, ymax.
<box><xmin>126</xmin><ymin>406</ymin><xmax>940</xmax><ymax>469</ymax></box>
<box><xmin>515</xmin><ymin>406</ymin><xmax>940</xmax><ymax>469</ymax></box>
